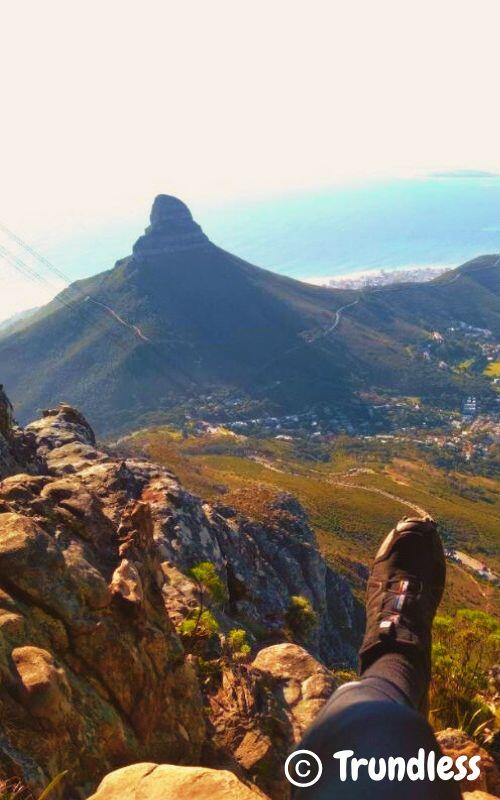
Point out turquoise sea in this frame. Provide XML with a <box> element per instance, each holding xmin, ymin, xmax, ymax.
<box><xmin>45</xmin><ymin>175</ymin><xmax>500</xmax><ymax>284</ymax></box>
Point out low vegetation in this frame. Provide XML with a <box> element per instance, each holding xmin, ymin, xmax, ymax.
<box><xmin>177</xmin><ymin>561</ymin><xmax>227</xmax><ymax>653</ymax></box>
<box><xmin>430</xmin><ymin>609</ymin><xmax>499</xmax><ymax>738</ymax></box>
<box><xmin>0</xmin><ymin>772</ymin><xmax>66</xmax><ymax>800</ymax></box>
<box><xmin>225</xmin><ymin>628</ymin><xmax>252</xmax><ymax>659</ymax></box>
<box><xmin>484</xmin><ymin>360</ymin><xmax>500</xmax><ymax>377</ymax></box>
<box><xmin>120</xmin><ymin>426</ymin><xmax>500</xmax><ymax>617</ymax></box>
<box><xmin>178</xmin><ymin>608</ymin><xmax>220</xmax><ymax>641</ymax></box>
<box><xmin>285</xmin><ymin>595</ymin><xmax>318</xmax><ymax>641</ymax></box>
<box><xmin>0</xmin><ymin>784</ymin><xmax>26</xmax><ymax>800</ymax></box>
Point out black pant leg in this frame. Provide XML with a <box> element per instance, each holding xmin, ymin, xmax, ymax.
<box><xmin>290</xmin><ymin>681</ymin><xmax>461</xmax><ymax>800</ymax></box>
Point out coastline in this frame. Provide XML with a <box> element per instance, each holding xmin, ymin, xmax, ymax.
<box><xmin>304</xmin><ymin>263</ymin><xmax>452</xmax><ymax>289</ymax></box>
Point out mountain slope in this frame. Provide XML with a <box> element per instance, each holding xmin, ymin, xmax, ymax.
<box><xmin>0</xmin><ymin>306</ymin><xmax>39</xmax><ymax>335</ymax></box>
<box><xmin>0</xmin><ymin>196</ymin><xmax>498</xmax><ymax>434</ymax></box>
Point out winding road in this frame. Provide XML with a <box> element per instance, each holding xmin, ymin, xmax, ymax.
<box><xmin>307</xmin><ymin>299</ymin><xmax>360</xmax><ymax>342</ymax></box>
<box><xmin>305</xmin><ymin>253</ymin><xmax>500</xmax><ymax>344</ymax></box>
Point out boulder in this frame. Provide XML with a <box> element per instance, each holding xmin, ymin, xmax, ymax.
<box><xmin>87</xmin><ymin>763</ymin><xmax>268</xmax><ymax>800</ymax></box>
<box><xmin>463</xmin><ymin>794</ymin><xmax>499</xmax><ymax>800</ymax></box>
<box><xmin>436</xmin><ymin>728</ymin><xmax>500</xmax><ymax>796</ymax></box>
<box><xmin>110</xmin><ymin>558</ymin><xmax>144</xmax><ymax>604</ymax></box>
<box><xmin>252</xmin><ymin>643</ymin><xmax>336</xmax><ymax>740</ymax></box>
<box><xmin>208</xmin><ymin>643</ymin><xmax>336</xmax><ymax>799</ymax></box>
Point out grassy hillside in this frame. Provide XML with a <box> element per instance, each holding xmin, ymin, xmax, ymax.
<box><xmin>116</xmin><ymin>426</ymin><xmax>499</xmax><ymax>617</ymax></box>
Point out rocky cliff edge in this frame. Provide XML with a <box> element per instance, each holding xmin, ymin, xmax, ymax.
<box><xmin>0</xmin><ymin>392</ymin><xmax>362</xmax><ymax>798</ymax></box>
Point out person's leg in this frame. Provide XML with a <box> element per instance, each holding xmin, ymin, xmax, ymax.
<box><xmin>289</xmin><ymin>517</ymin><xmax>461</xmax><ymax>799</ymax></box>
<box><xmin>290</xmin><ymin>691</ymin><xmax>461</xmax><ymax>799</ymax></box>
<box><xmin>361</xmin><ymin>649</ymin><xmax>429</xmax><ymax>710</ymax></box>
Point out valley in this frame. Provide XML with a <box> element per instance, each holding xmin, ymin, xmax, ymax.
<box><xmin>114</xmin><ymin>417</ymin><xmax>500</xmax><ymax>618</ymax></box>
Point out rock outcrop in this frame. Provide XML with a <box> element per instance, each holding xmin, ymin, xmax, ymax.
<box><xmin>0</xmin><ymin>405</ymin><xmax>207</xmax><ymax>794</ymax></box>
<box><xmin>88</xmin><ymin>763</ymin><xmax>269</xmax><ymax>800</ymax></box>
<box><xmin>133</xmin><ymin>194</ymin><xmax>210</xmax><ymax>260</ymax></box>
<box><xmin>157</xmin><ymin>488</ymin><xmax>361</xmax><ymax>667</ymax></box>
<box><xmin>0</xmin><ymin>396</ymin><xmax>359</xmax><ymax>797</ymax></box>
<box><xmin>207</xmin><ymin>643</ymin><xmax>337</xmax><ymax>799</ymax></box>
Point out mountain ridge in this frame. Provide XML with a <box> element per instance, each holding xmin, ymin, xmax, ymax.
<box><xmin>0</xmin><ymin>195</ymin><xmax>498</xmax><ymax>434</ymax></box>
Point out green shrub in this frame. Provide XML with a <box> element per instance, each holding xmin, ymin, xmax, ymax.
<box><xmin>178</xmin><ymin>561</ymin><xmax>227</xmax><ymax>651</ymax></box>
<box><xmin>285</xmin><ymin>595</ymin><xmax>318</xmax><ymax>640</ymax></box>
<box><xmin>197</xmin><ymin>657</ymin><xmax>223</xmax><ymax>682</ymax></box>
<box><xmin>178</xmin><ymin>608</ymin><xmax>220</xmax><ymax>639</ymax></box>
<box><xmin>430</xmin><ymin>609</ymin><xmax>499</xmax><ymax>736</ymax></box>
<box><xmin>187</xmin><ymin>561</ymin><xmax>228</xmax><ymax>605</ymax></box>
<box><xmin>334</xmin><ymin>668</ymin><xmax>358</xmax><ymax>686</ymax></box>
<box><xmin>226</xmin><ymin>628</ymin><xmax>251</xmax><ymax>658</ymax></box>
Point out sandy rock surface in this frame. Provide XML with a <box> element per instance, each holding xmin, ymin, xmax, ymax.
<box><xmin>87</xmin><ymin>763</ymin><xmax>269</xmax><ymax>800</ymax></box>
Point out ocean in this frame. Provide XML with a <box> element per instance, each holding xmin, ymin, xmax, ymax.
<box><xmin>197</xmin><ymin>175</ymin><xmax>500</xmax><ymax>282</ymax></box>
<box><xmin>34</xmin><ymin>174</ymin><xmax>500</xmax><ymax>287</ymax></box>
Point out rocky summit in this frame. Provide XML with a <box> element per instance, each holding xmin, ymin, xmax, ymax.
<box><xmin>0</xmin><ymin>389</ymin><xmax>362</xmax><ymax>799</ymax></box>
<box><xmin>133</xmin><ymin>194</ymin><xmax>210</xmax><ymax>259</ymax></box>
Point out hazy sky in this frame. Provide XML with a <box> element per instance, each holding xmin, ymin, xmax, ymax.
<box><xmin>1</xmin><ymin>0</ymin><xmax>499</xmax><ymax>319</ymax></box>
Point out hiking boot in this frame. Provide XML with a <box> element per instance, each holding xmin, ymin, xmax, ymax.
<box><xmin>359</xmin><ymin>516</ymin><xmax>445</xmax><ymax>678</ymax></box>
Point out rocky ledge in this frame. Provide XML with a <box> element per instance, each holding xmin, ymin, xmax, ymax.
<box><xmin>0</xmin><ymin>391</ymin><xmax>361</xmax><ymax>798</ymax></box>
<box><xmin>0</xmin><ymin>392</ymin><xmax>497</xmax><ymax>800</ymax></box>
